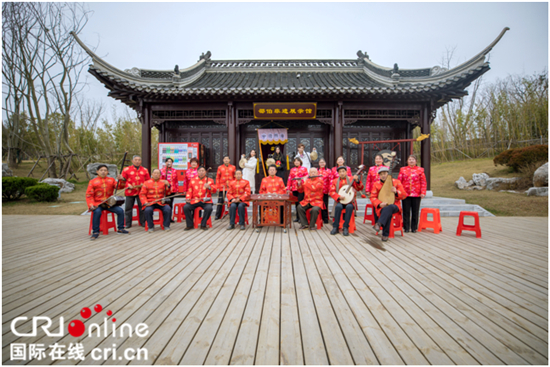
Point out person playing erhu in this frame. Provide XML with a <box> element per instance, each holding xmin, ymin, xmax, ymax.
<box><xmin>226</xmin><ymin>170</ymin><xmax>251</xmax><ymax>230</ymax></box>
<box><xmin>160</xmin><ymin>157</ymin><xmax>179</xmax><ymax>223</ymax></box>
<box><xmin>140</xmin><ymin>168</ymin><xmax>173</xmax><ymax>233</ymax></box>
<box><xmin>370</xmin><ymin>166</ymin><xmax>407</xmax><ymax>241</ymax></box>
<box><xmin>329</xmin><ymin>166</ymin><xmax>363</xmax><ymax>236</ymax></box>
<box><xmin>86</xmin><ymin>165</ymin><xmax>129</xmax><ymax>240</ymax></box>
<box><xmin>296</xmin><ymin>168</ymin><xmax>325</xmax><ymax>230</ymax></box>
<box><xmin>287</xmin><ymin>157</ymin><xmax>308</xmax><ymax>222</ymax></box>
<box><xmin>183</xmin><ymin>166</ymin><xmax>217</xmax><ymax>230</ymax></box>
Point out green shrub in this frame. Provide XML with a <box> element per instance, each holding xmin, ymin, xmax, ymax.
<box><xmin>2</xmin><ymin>177</ymin><xmax>39</xmax><ymax>200</ymax></box>
<box><xmin>25</xmin><ymin>183</ymin><xmax>59</xmax><ymax>202</ymax></box>
<box><xmin>67</xmin><ymin>178</ymin><xmax>78</xmax><ymax>184</ymax></box>
<box><xmin>494</xmin><ymin>144</ymin><xmax>548</xmax><ymax>171</ymax></box>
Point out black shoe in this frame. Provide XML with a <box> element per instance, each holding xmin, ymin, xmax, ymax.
<box><xmin>125</xmin><ymin>225</ymin><xmax>132</xmax><ymax>229</ymax></box>
<box><xmin>343</xmin><ymin>228</ymin><xmax>349</xmax><ymax>236</ymax></box>
<box><xmin>309</xmin><ymin>225</ymin><xmax>317</xmax><ymax>230</ymax></box>
<box><xmin>323</xmin><ymin>220</ymin><xmax>329</xmax><ymax>224</ymax></box>
<box><xmin>299</xmin><ymin>225</ymin><xmax>309</xmax><ymax>230</ymax></box>
<box><xmin>330</xmin><ymin>227</ymin><xmax>339</xmax><ymax>235</ymax></box>
<box><xmin>200</xmin><ymin>226</ymin><xmax>208</xmax><ymax>230</ymax></box>
<box><xmin>227</xmin><ymin>225</ymin><xmax>235</xmax><ymax>230</ymax></box>
<box><xmin>170</xmin><ymin>219</ymin><xmax>175</xmax><ymax>223</ymax></box>
<box><xmin>90</xmin><ymin>233</ymin><xmax>99</xmax><ymax>240</ymax></box>
<box><xmin>240</xmin><ymin>225</ymin><xmax>246</xmax><ymax>230</ymax></box>
<box><xmin>404</xmin><ymin>229</ymin><xmax>410</xmax><ymax>233</ymax></box>
<box><xmin>293</xmin><ymin>218</ymin><xmax>300</xmax><ymax>223</ymax></box>
<box><xmin>215</xmin><ymin>217</ymin><xmax>220</xmax><ymax>221</ymax></box>
<box><xmin>184</xmin><ymin>227</ymin><xmax>193</xmax><ymax>231</ymax></box>
<box><xmin>412</xmin><ymin>229</ymin><xmax>417</xmax><ymax>233</ymax></box>
<box><xmin>382</xmin><ymin>236</ymin><xmax>389</xmax><ymax>242</ymax></box>
<box><xmin>117</xmin><ymin>229</ymin><xmax>130</xmax><ymax>234</ymax></box>
<box><xmin>373</xmin><ymin>223</ymin><xmax>381</xmax><ymax>232</ymax></box>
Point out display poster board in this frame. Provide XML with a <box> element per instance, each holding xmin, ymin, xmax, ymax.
<box><xmin>158</xmin><ymin>142</ymin><xmax>200</xmax><ymax>171</ymax></box>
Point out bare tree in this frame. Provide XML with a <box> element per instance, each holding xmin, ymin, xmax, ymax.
<box><xmin>2</xmin><ymin>2</ymin><xmax>92</xmax><ymax>177</ymax></box>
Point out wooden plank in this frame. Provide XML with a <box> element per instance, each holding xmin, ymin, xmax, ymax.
<box><xmin>278</xmin><ymin>226</ymin><xmax>304</xmax><ymax>365</ymax></box>
<box><xmin>293</xmin><ymin>229</ymin><xmax>354</xmax><ymax>365</ymax></box>
<box><xmin>287</xmin><ymin>227</ymin><xmax>328</xmax><ymax>364</ymax></box>
<box><xmin>229</xmin><ymin>228</ymin><xmax>276</xmax><ymax>364</ymax></box>
<box><xmin>182</xmin><ymin>228</ymin><xmax>274</xmax><ymax>365</ymax></box>
<box><xmin>255</xmin><ymin>227</ymin><xmax>282</xmax><ymax>364</ymax></box>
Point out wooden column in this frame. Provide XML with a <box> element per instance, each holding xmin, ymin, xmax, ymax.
<box><xmin>141</xmin><ymin>103</ymin><xmax>152</xmax><ymax>172</ymax></box>
<box><xmin>334</xmin><ymin>101</ymin><xmax>343</xmax><ymax>159</ymax></box>
<box><xmin>421</xmin><ymin>104</ymin><xmax>431</xmax><ymax>189</ymax></box>
<box><xmin>227</xmin><ymin>102</ymin><xmax>237</xmax><ymax>164</ymax></box>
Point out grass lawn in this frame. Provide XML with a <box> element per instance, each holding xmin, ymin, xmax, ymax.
<box><xmin>2</xmin><ymin>158</ymin><xmax>548</xmax><ymax>217</ymax></box>
<box><xmin>431</xmin><ymin>158</ymin><xmax>548</xmax><ymax>216</ymax></box>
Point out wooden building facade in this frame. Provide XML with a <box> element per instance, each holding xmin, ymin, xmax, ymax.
<box><xmin>73</xmin><ymin>28</ymin><xmax>509</xmax><ymax>189</ymax></box>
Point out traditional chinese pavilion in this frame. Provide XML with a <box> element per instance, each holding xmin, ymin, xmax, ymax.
<box><xmin>73</xmin><ymin>28</ymin><xmax>508</xmax><ymax>189</ymax></box>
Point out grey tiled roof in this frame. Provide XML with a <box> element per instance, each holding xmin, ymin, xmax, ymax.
<box><xmin>73</xmin><ymin>28</ymin><xmax>509</xmax><ymax>106</ymax></box>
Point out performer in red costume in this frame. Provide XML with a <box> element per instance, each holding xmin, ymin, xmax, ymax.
<box><xmin>215</xmin><ymin>155</ymin><xmax>236</xmax><ymax>220</ymax></box>
<box><xmin>398</xmin><ymin>154</ymin><xmax>427</xmax><ymax>233</ymax></box>
<box><xmin>119</xmin><ymin>155</ymin><xmax>150</xmax><ymax>229</ymax></box>
<box><xmin>226</xmin><ymin>170</ymin><xmax>251</xmax><ymax>230</ymax></box>
<box><xmin>140</xmin><ymin>168</ymin><xmax>172</xmax><ymax>233</ymax></box>
<box><xmin>287</xmin><ymin>157</ymin><xmax>308</xmax><ymax>222</ymax></box>
<box><xmin>296</xmin><ymin>168</ymin><xmax>325</xmax><ymax>230</ymax></box>
<box><xmin>87</xmin><ymin>165</ymin><xmax>129</xmax><ymax>240</ymax></box>
<box><xmin>329</xmin><ymin>166</ymin><xmax>363</xmax><ymax>236</ymax></box>
<box><xmin>370</xmin><ymin>167</ymin><xmax>408</xmax><ymax>241</ymax></box>
<box><xmin>183</xmin><ymin>166</ymin><xmax>217</xmax><ymax>230</ymax></box>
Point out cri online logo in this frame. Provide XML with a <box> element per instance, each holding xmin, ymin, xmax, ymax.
<box><xmin>11</xmin><ymin>304</ymin><xmax>148</xmax><ymax>338</ymax></box>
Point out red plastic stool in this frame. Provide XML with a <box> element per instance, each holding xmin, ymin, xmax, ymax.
<box><xmin>418</xmin><ymin>208</ymin><xmax>442</xmax><ymax>234</ymax></box>
<box><xmin>457</xmin><ymin>211</ymin><xmax>482</xmax><ymax>238</ymax></box>
<box><xmin>306</xmin><ymin>208</ymin><xmax>323</xmax><ymax>229</ymax></box>
<box><xmin>89</xmin><ymin>210</ymin><xmax>117</xmax><ymax>235</ymax></box>
<box><xmin>337</xmin><ymin>209</ymin><xmax>356</xmax><ymax>233</ymax></box>
<box><xmin>193</xmin><ymin>208</ymin><xmax>213</xmax><ymax>229</ymax></box>
<box><xmin>234</xmin><ymin>208</ymin><xmax>249</xmax><ymax>225</ymax></box>
<box><xmin>132</xmin><ymin>205</ymin><xmax>141</xmax><ymax>226</ymax></box>
<box><xmin>377</xmin><ymin>213</ymin><xmax>404</xmax><ymax>238</ymax></box>
<box><xmin>144</xmin><ymin>208</ymin><xmax>164</xmax><ymax>231</ymax></box>
<box><xmin>363</xmin><ymin>204</ymin><xmax>375</xmax><ymax>224</ymax></box>
<box><xmin>172</xmin><ymin>203</ymin><xmax>186</xmax><ymax>223</ymax></box>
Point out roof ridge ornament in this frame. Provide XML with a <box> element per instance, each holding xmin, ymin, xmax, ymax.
<box><xmin>391</xmin><ymin>63</ymin><xmax>400</xmax><ymax>81</ymax></box>
<box><xmin>200</xmin><ymin>51</ymin><xmax>212</xmax><ymax>62</ymax></box>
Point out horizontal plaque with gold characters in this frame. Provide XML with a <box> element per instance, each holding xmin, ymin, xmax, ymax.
<box><xmin>254</xmin><ymin>102</ymin><xmax>317</xmax><ymax>119</ymax></box>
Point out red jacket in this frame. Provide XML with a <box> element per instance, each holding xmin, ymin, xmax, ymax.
<box><xmin>287</xmin><ymin>166</ymin><xmax>308</xmax><ymax>192</ymax></box>
<box><xmin>186</xmin><ymin>176</ymin><xmax>217</xmax><ymax>204</ymax></box>
<box><xmin>370</xmin><ymin>179</ymin><xmax>408</xmax><ymax>217</ymax></box>
<box><xmin>329</xmin><ymin>177</ymin><xmax>364</xmax><ymax>202</ymax></box>
<box><xmin>365</xmin><ymin>165</ymin><xmax>382</xmax><ymax>193</ymax></box>
<box><xmin>85</xmin><ymin>177</ymin><xmax>125</xmax><ymax>208</ymax></box>
<box><xmin>121</xmin><ymin>165</ymin><xmax>150</xmax><ymax>197</ymax></box>
<box><xmin>318</xmin><ymin>167</ymin><xmax>332</xmax><ymax>194</ymax></box>
<box><xmin>226</xmin><ymin>178</ymin><xmax>251</xmax><ymax>205</ymax></box>
<box><xmin>297</xmin><ymin>177</ymin><xmax>325</xmax><ymax>209</ymax></box>
<box><xmin>139</xmin><ymin>179</ymin><xmax>171</xmax><ymax>206</ymax></box>
<box><xmin>216</xmin><ymin>164</ymin><xmax>236</xmax><ymax>190</ymax></box>
<box><xmin>182</xmin><ymin>167</ymin><xmax>198</xmax><ymax>193</ymax></box>
<box><xmin>398</xmin><ymin>166</ymin><xmax>427</xmax><ymax>197</ymax></box>
<box><xmin>260</xmin><ymin>176</ymin><xmax>286</xmax><ymax>194</ymax></box>
<box><xmin>160</xmin><ymin>167</ymin><xmax>178</xmax><ymax>193</ymax></box>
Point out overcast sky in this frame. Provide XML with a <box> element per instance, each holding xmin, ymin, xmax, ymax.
<box><xmin>77</xmin><ymin>2</ymin><xmax>548</xmax><ymax>119</ymax></box>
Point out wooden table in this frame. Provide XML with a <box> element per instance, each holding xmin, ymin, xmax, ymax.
<box><xmin>251</xmin><ymin>193</ymin><xmax>296</xmax><ymax>231</ymax></box>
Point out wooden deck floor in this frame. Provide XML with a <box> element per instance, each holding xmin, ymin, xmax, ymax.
<box><xmin>2</xmin><ymin>214</ymin><xmax>548</xmax><ymax>365</ymax></box>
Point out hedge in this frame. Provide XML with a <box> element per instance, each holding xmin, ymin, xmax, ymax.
<box><xmin>25</xmin><ymin>183</ymin><xmax>60</xmax><ymax>202</ymax></box>
<box><xmin>493</xmin><ymin>144</ymin><xmax>548</xmax><ymax>171</ymax></box>
<box><xmin>2</xmin><ymin>177</ymin><xmax>39</xmax><ymax>200</ymax></box>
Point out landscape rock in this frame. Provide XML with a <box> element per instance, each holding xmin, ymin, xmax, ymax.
<box><xmin>486</xmin><ymin>177</ymin><xmax>520</xmax><ymax>191</ymax></box>
<box><xmin>472</xmin><ymin>173</ymin><xmax>490</xmax><ymax>187</ymax></box>
<box><xmin>466</xmin><ymin>180</ymin><xmax>475</xmax><ymax>187</ymax></box>
<box><xmin>455</xmin><ymin>177</ymin><xmax>468</xmax><ymax>189</ymax></box>
<box><xmin>466</xmin><ymin>185</ymin><xmax>484</xmax><ymax>190</ymax></box>
<box><xmin>40</xmin><ymin>178</ymin><xmax>75</xmax><ymax>193</ymax></box>
<box><xmin>525</xmin><ymin>187</ymin><xmax>548</xmax><ymax>197</ymax></box>
<box><xmin>87</xmin><ymin>163</ymin><xmax>118</xmax><ymax>179</ymax></box>
<box><xmin>2</xmin><ymin>163</ymin><xmax>13</xmax><ymax>177</ymax></box>
<box><xmin>533</xmin><ymin>162</ymin><xmax>548</xmax><ymax>187</ymax></box>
